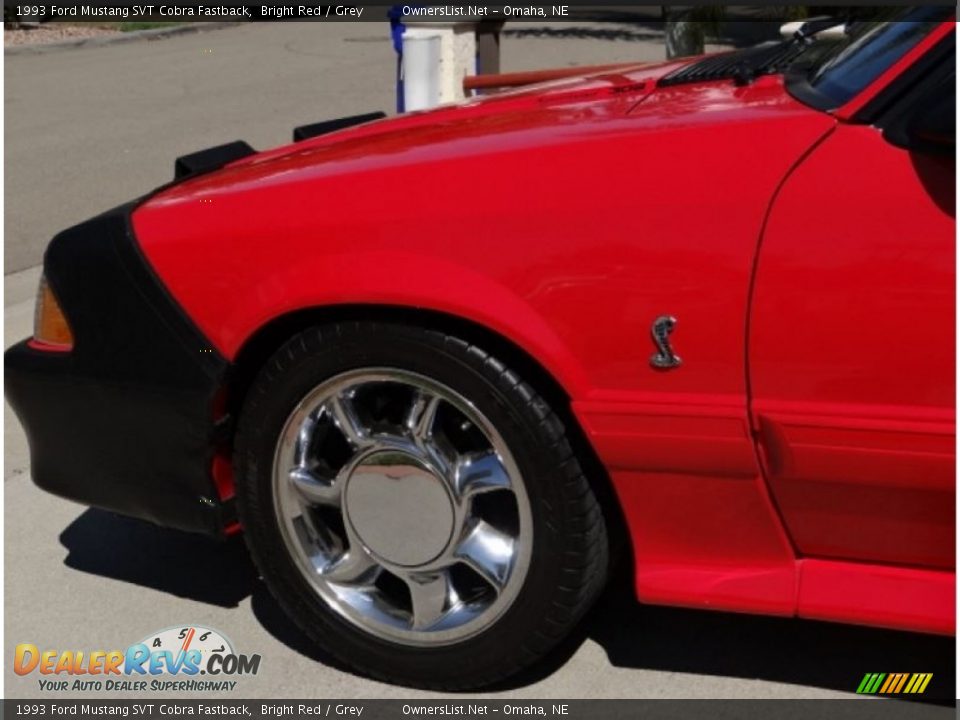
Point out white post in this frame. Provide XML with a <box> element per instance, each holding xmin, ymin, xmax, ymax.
<box><xmin>402</xmin><ymin>30</ymin><xmax>442</xmax><ymax>111</ymax></box>
<box><xmin>402</xmin><ymin>21</ymin><xmax>478</xmax><ymax>110</ymax></box>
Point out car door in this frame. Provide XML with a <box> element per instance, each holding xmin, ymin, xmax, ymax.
<box><xmin>748</xmin><ymin>53</ymin><xmax>955</xmax><ymax>570</ymax></box>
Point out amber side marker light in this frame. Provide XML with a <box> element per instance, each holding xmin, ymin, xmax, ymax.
<box><xmin>31</xmin><ymin>275</ymin><xmax>74</xmax><ymax>350</ymax></box>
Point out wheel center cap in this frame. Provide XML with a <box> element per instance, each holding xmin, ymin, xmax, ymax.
<box><xmin>344</xmin><ymin>450</ymin><xmax>455</xmax><ymax>567</ymax></box>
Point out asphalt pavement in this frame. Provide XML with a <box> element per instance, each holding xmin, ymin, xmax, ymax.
<box><xmin>3</xmin><ymin>21</ymin><xmax>955</xmax><ymax>704</ymax></box>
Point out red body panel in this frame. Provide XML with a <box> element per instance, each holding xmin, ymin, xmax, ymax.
<box><xmin>129</xmin><ymin>35</ymin><xmax>955</xmax><ymax>635</ymax></box>
<box><xmin>798</xmin><ymin>560</ymin><xmax>955</xmax><ymax>635</ymax></box>
<box><xmin>134</xmin><ymin>72</ymin><xmax>833</xmax><ymax>400</ymax></box>
<box><xmin>749</xmin><ymin>126</ymin><xmax>955</xmax><ymax>570</ymax></box>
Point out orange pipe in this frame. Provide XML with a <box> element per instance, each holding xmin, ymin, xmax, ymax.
<box><xmin>464</xmin><ymin>62</ymin><xmax>640</xmax><ymax>91</ymax></box>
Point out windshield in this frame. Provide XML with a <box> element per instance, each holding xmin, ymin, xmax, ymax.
<box><xmin>787</xmin><ymin>8</ymin><xmax>951</xmax><ymax>111</ymax></box>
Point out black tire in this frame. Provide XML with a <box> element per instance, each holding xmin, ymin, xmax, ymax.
<box><xmin>234</xmin><ymin>321</ymin><xmax>609</xmax><ymax>690</ymax></box>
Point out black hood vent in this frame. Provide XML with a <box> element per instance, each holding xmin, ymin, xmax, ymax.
<box><xmin>659</xmin><ymin>41</ymin><xmax>808</xmax><ymax>88</ymax></box>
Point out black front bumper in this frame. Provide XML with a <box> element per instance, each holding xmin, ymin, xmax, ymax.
<box><xmin>5</xmin><ymin>204</ymin><xmax>232</xmax><ymax>536</ymax></box>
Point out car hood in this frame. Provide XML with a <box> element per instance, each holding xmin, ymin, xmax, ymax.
<box><xmin>144</xmin><ymin>59</ymin><xmax>688</xmax><ymax>201</ymax></box>
<box><xmin>143</xmin><ymin>55</ymin><xmax>828</xmax><ymax>207</ymax></box>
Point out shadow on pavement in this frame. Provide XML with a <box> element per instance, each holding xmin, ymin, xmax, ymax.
<box><xmin>60</xmin><ymin>509</ymin><xmax>956</xmax><ymax>702</ymax></box>
<box><xmin>59</xmin><ymin>508</ymin><xmax>258</xmax><ymax>608</ymax></box>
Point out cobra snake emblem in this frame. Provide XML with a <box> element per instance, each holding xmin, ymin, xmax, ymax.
<box><xmin>649</xmin><ymin>315</ymin><xmax>682</xmax><ymax>370</ymax></box>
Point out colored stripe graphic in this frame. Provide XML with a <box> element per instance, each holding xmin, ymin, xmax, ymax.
<box><xmin>858</xmin><ymin>673</ymin><xmax>932</xmax><ymax>694</ymax></box>
<box><xmin>912</xmin><ymin>674</ymin><xmax>929</xmax><ymax>693</ymax></box>
<box><xmin>858</xmin><ymin>673</ymin><xmax>877</xmax><ymax>693</ymax></box>
<box><xmin>869</xmin><ymin>673</ymin><xmax>887</xmax><ymax>693</ymax></box>
<box><xmin>893</xmin><ymin>673</ymin><xmax>909</xmax><ymax>693</ymax></box>
<box><xmin>878</xmin><ymin>674</ymin><xmax>895</xmax><ymax>694</ymax></box>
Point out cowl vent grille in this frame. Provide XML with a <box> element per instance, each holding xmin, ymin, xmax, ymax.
<box><xmin>659</xmin><ymin>41</ymin><xmax>807</xmax><ymax>87</ymax></box>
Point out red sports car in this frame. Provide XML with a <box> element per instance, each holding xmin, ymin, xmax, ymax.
<box><xmin>6</xmin><ymin>10</ymin><xmax>955</xmax><ymax>689</ymax></box>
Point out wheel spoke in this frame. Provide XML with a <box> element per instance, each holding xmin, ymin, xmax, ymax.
<box><xmin>327</xmin><ymin>393</ymin><xmax>368</xmax><ymax>448</ymax></box>
<box><xmin>323</xmin><ymin>547</ymin><xmax>380</xmax><ymax>585</ymax></box>
<box><xmin>406</xmin><ymin>389</ymin><xmax>441</xmax><ymax>443</ymax></box>
<box><xmin>455</xmin><ymin>520</ymin><xmax>515</xmax><ymax>591</ymax></box>
<box><xmin>323</xmin><ymin>518</ymin><xmax>381</xmax><ymax>585</ymax></box>
<box><xmin>291</xmin><ymin>511</ymin><xmax>342</xmax><ymax>568</ymax></box>
<box><xmin>293</xmin><ymin>411</ymin><xmax>318</xmax><ymax>467</ymax></box>
<box><xmin>289</xmin><ymin>467</ymin><xmax>341</xmax><ymax>506</ymax></box>
<box><xmin>404</xmin><ymin>570</ymin><xmax>458</xmax><ymax>630</ymax></box>
<box><xmin>455</xmin><ymin>451</ymin><xmax>511</xmax><ymax>500</ymax></box>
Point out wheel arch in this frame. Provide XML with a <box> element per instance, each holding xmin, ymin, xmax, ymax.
<box><xmin>225</xmin><ymin>304</ymin><xmax>631</xmax><ymax>566</ymax></box>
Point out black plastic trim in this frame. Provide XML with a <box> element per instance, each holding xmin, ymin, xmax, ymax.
<box><xmin>293</xmin><ymin>112</ymin><xmax>386</xmax><ymax>142</ymax></box>
<box><xmin>174</xmin><ymin>140</ymin><xmax>255</xmax><ymax>180</ymax></box>
<box><xmin>4</xmin><ymin>204</ymin><xmax>232</xmax><ymax>536</ymax></box>
<box><xmin>783</xmin><ymin>60</ymin><xmax>839</xmax><ymax>112</ymax></box>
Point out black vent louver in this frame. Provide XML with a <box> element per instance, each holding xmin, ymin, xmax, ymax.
<box><xmin>659</xmin><ymin>41</ymin><xmax>808</xmax><ymax>88</ymax></box>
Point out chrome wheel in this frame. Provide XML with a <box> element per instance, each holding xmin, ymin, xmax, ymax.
<box><xmin>272</xmin><ymin>369</ymin><xmax>533</xmax><ymax>646</ymax></box>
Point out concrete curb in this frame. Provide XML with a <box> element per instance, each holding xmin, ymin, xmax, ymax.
<box><xmin>5</xmin><ymin>22</ymin><xmax>243</xmax><ymax>56</ymax></box>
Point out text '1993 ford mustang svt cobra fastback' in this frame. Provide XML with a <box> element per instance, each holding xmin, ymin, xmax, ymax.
<box><xmin>5</xmin><ymin>9</ymin><xmax>955</xmax><ymax>689</ymax></box>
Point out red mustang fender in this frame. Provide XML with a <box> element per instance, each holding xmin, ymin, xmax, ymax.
<box><xmin>133</xmin><ymin>68</ymin><xmax>837</xmax><ymax>617</ymax></box>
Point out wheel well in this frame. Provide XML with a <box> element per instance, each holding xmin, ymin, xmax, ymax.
<box><xmin>226</xmin><ymin>305</ymin><xmax>631</xmax><ymax>567</ymax></box>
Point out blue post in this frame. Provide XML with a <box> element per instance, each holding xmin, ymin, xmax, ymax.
<box><xmin>388</xmin><ymin>5</ymin><xmax>406</xmax><ymax>113</ymax></box>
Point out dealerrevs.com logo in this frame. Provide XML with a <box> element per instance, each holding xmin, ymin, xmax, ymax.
<box><xmin>14</xmin><ymin>625</ymin><xmax>262</xmax><ymax>693</ymax></box>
